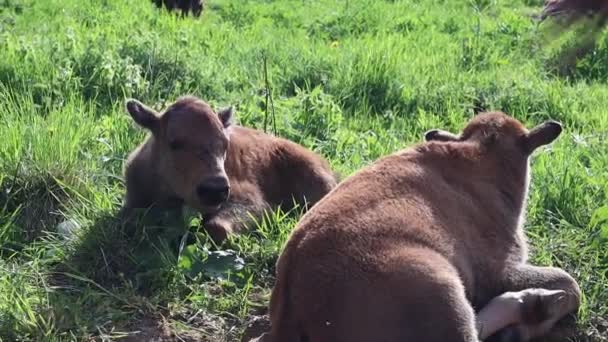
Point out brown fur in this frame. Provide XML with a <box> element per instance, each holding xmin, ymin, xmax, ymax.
<box><xmin>254</xmin><ymin>112</ymin><xmax>580</xmax><ymax>342</ymax></box>
<box><xmin>122</xmin><ymin>96</ymin><xmax>337</xmax><ymax>242</ymax></box>
<box><xmin>152</xmin><ymin>0</ymin><xmax>204</xmax><ymax>17</ymax></box>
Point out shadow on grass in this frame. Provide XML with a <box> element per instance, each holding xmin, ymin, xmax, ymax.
<box><xmin>35</xmin><ymin>207</ymin><xmax>200</xmax><ymax>339</ymax></box>
<box><xmin>41</xmin><ymin>204</ymin><xmax>280</xmax><ymax>341</ymax></box>
<box><xmin>0</xmin><ymin>172</ymin><xmax>68</xmax><ymax>258</ymax></box>
<box><xmin>0</xmin><ymin>171</ymin><xmax>305</xmax><ymax>341</ymax></box>
<box><xmin>51</xmin><ymin>206</ymin><xmax>190</xmax><ymax>294</ymax></box>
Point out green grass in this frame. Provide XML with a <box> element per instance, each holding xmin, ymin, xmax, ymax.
<box><xmin>0</xmin><ymin>0</ymin><xmax>607</xmax><ymax>340</ymax></box>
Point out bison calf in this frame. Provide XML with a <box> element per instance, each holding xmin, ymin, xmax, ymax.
<box><xmin>122</xmin><ymin>96</ymin><xmax>337</xmax><ymax>242</ymax></box>
<box><xmin>254</xmin><ymin>112</ymin><xmax>580</xmax><ymax>342</ymax></box>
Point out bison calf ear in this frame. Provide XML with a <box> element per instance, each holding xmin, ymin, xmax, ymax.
<box><xmin>218</xmin><ymin>106</ymin><xmax>235</xmax><ymax>129</ymax></box>
<box><xmin>524</xmin><ymin>120</ymin><xmax>563</xmax><ymax>154</ymax></box>
<box><xmin>424</xmin><ymin>129</ymin><xmax>459</xmax><ymax>142</ymax></box>
<box><xmin>125</xmin><ymin>99</ymin><xmax>160</xmax><ymax>131</ymax></box>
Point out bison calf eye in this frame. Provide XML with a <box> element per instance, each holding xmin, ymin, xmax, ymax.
<box><xmin>169</xmin><ymin>140</ymin><xmax>185</xmax><ymax>150</ymax></box>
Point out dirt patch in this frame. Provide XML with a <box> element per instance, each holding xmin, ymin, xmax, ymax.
<box><xmin>117</xmin><ymin>309</ymin><xmax>259</xmax><ymax>342</ymax></box>
<box><xmin>240</xmin><ymin>315</ymin><xmax>271</xmax><ymax>342</ymax></box>
<box><xmin>120</xmin><ymin>316</ymin><xmax>201</xmax><ymax>342</ymax></box>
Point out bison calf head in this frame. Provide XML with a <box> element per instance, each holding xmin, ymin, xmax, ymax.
<box><xmin>424</xmin><ymin>112</ymin><xmax>563</xmax><ymax>213</ymax></box>
<box><xmin>424</xmin><ymin>112</ymin><xmax>562</xmax><ymax>157</ymax></box>
<box><xmin>126</xmin><ymin>96</ymin><xmax>234</xmax><ymax>213</ymax></box>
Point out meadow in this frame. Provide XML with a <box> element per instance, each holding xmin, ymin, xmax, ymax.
<box><xmin>0</xmin><ymin>0</ymin><xmax>607</xmax><ymax>341</ymax></box>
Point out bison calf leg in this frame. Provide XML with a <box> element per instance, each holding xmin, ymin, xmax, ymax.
<box><xmin>203</xmin><ymin>200</ymin><xmax>268</xmax><ymax>244</ymax></box>
<box><xmin>477</xmin><ymin>290</ymin><xmax>526</xmax><ymax>340</ymax></box>
<box><xmin>203</xmin><ymin>216</ymin><xmax>234</xmax><ymax>243</ymax></box>
<box><xmin>477</xmin><ymin>288</ymin><xmax>568</xmax><ymax>341</ymax></box>
<box><xmin>495</xmin><ymin>265</ymin><xmax>581</xmax><ymax>341</ymax></box>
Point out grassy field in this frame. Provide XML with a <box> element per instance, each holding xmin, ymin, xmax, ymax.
<box><xmin>0</xmin><ymin>0</ymin><xmax>607</xmax><ymax>340</ymax></box>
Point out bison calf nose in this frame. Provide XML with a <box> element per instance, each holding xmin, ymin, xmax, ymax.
<box><xmin>197</xmin><ymin>177</ymin><xmax>230</xmax><ymax>206</ymax></box>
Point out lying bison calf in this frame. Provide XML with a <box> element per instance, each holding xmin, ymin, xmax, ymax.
<box><xmin>253</xmin><ymin>112</ymin><xmax>580</xmax><ymax>342</ymax></box>
<box><xmin>122</xmin><ymin>96</ymin><xmax>337</xmax><ymax>242</ymax></box>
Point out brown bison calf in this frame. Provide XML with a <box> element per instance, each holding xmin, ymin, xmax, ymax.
<box><xmin>253</xmin><ymin>112</ymin><xmax>580</xmax><ymax>342</ymax></box>
<box><xmin>122</xmin><ymin>96</ymin><xmax>337</xmax><ymax>242</ymax></box>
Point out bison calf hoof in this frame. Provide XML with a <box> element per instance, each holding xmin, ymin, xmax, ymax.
<box><xmin>488</xmin><ymin>288</ymin><xmax>569</xmax><ymax>342</ymax></box>
<box><xmin>514</xmin><ymin>288</ymin><xmax>567</xmax><ymax>325</ymax></box>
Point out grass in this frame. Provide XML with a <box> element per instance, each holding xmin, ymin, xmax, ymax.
<box><xmin>0</xmin><ymin>0</ymin><xmax>607</xmax><ymax>340</ymax></box>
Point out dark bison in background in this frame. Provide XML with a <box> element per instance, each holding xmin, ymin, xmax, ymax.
<box><xmin>539</xmin><ymin>0</ymin><xmax>608</xmax><ymax>74</ymax></box>
<box><xmin>541</xmin><ymin>0</ymin><xmax>608</xmax><ymax>31</ymax></box>
<box><xmin>153</xmin><ymin>0</ymin><xmax>204</xmax><ymax>17</ymax></box>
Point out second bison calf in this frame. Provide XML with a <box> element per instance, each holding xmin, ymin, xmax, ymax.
<box><xmin>254</xmin><ymin>112</ymin><xmax>580</xmax><ymax>342</ymax></box>
<box><xmin>122</xmin><ymin>96</ymin><xmax>337</xmax><ymax>242</ymax></box>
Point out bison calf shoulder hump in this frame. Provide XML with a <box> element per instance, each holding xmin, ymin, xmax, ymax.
<box><xmin>256</xmin><ymin>112</ymin><xmax>580</xmax><ymax>342</ymax></box>
<box><xmin>122</xmin><ymin>96</ymin><xmax>337</xmax><ymax>242</ymax></box>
